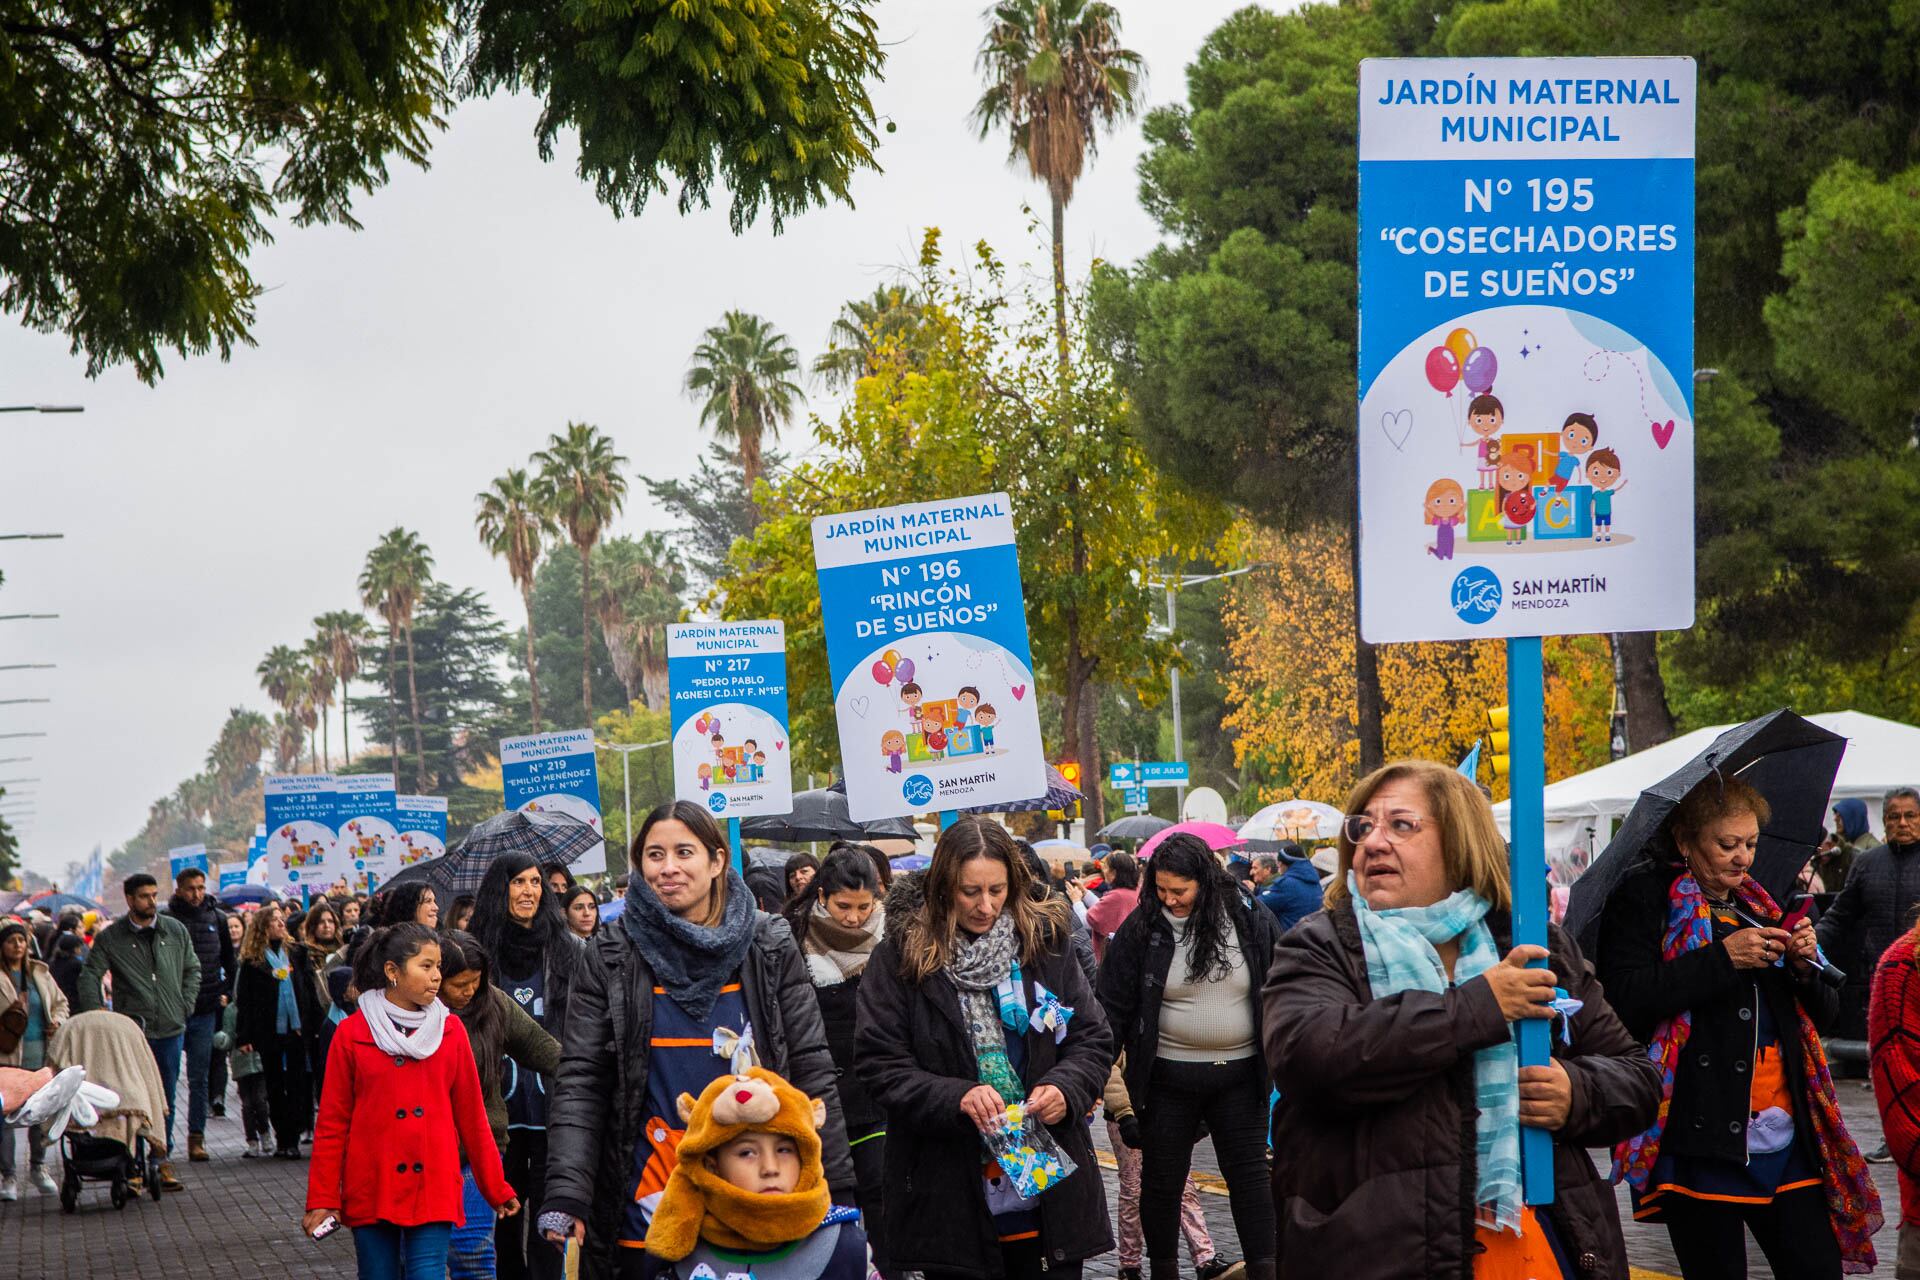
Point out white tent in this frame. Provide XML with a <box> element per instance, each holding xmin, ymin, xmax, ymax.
<box><xmin>1495</xmin><ymin>710</ymin><xmax>1920</xmax><ymax>879</ymax></box>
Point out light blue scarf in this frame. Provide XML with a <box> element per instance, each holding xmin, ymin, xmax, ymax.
<box><xmin>1348</xmin><ymin>873</ymin><xmax>1521</xmax><ymax>1235</ymax></box>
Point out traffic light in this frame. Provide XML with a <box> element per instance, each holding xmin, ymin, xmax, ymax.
<box><xmin>1486</xmin><ymin>707</ymin><xmax>1511</xmax><ymax>778</ymax></box>
<box><xmin>1053</xmin><ymin>761</ymin><xmax>1082</xmax><ymax>819</ymax></box>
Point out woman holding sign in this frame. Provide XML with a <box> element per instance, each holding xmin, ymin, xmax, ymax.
<box><xmin>855</xmin><ymin>818</ymin><xmax>1114</xmax><ymax>1280</ymax></box>
<box><xmin>539</xmin><ymin>801</ymin><xmax>855</xmax><ymax>1277</ymax></box>
<box><xmin>1264</xmin><ymin>761</ymin><xmax>1657</xmax><ymax>1280</ymax></box>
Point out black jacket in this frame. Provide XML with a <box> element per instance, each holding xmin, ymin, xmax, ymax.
<box><xmin>1818</xmin><ymin>840</ymin><xmax>1920</xmax><ymax>1037</ymax></box>
<box><xmin>544</xmin><ymin>913</ymin><xmax>854</xmax><ymax>1279</ymax></box>
<box><xmin>166</xmin><ymin>894</ymin><xmax>236</xmax><ymax>1017</ymax></box>
<box><xmin>855</xmin><ymin>922</ymin><xmax>1116</xmax><ymax>1279</ymax></box>
<box><xmin>1097</xmin><ymin>892</ymin><xmax>1279</xmax><ymax>1109</ymax></box>
<box><xmin>1267</xmin><ymin>903</ymin><xmax>1658</xmax><ymax>1280</ymax></box>
<box><xmin>1598</xmin><ymin>862</ymin><xmax>1839</xmax><ymax>1169</ymax></box>
<box><xmin>233</xmin><ymin>946</ymin><xmax>325</xmax><ymax>1048</ymax></box>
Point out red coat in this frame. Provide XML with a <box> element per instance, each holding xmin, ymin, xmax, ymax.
<box><xmin>1870</xmin><ymin>932</ymin><xmax>1920</xmax><ymax>1226</ymax></box>
<box><xmin>306</xmin><ymin>1009</ymin><xmax>514</xmax><ymax>1227</ymax></box>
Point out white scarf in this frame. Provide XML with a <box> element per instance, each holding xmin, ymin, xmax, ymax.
<box><xmin>358</xmin><ymin>989</ymin><xmax>448</xmax><ymax>1060</ymax></box>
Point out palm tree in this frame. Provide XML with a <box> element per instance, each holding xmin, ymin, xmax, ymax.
<box><xmin>533</xmin><ymin>423</ymin><xmax>629</xmax><ymax>720</ymax></box>
<box><xmin>683</xmin><ymin>311</ymin><xmax>804</xmax><ymax>502</ymax></box>
<box><xmin>255</xmin><ymin>644</ymin><xmax>307</xmax><ymax>759</ymax></box>
<box><xmin>972</xmin><ymin>0</ymin><xmax>1141</xmax><ymax>365</ymax></box>
<box><xmin>812</xmin><ymin>285</ymin><xmax>927</xmax><ymax>391</ymax></box>
<box><xmin>303</xmin><ymin>638</ymin><xmax>336</xmax><ymax>771</ymax></box>
<box><xmin>593</xmin><ymin>534</ymin><xmax>687</xmax><ymax>710</ymax></box>
<box><xmin>207</xmin><ymin>708</ymin><xmax>271</xmax><ymax>786</ymax></box>
<box><xmin>359</xmin><ymin>528</ymin><xmax>435</xmax><ymax>789</ymax></box>
<box><xmin>476</xmin><ymin>467</ymin><xmax>556</xmax><ymax>731</ymax></box>
<box><xmin>271</xmin><ymin>711</ymin><xmax>306</xmax><ymax>774</ymax></box>
<box><xmin>314</xmin><ymin>611</ymin><xmax>372</xmax><ymax>766</ymax></box>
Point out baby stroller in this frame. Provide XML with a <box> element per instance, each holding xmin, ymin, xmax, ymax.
<box><xmin>46</xmin><ymin>1010</ymin><xmax>169</xmax><ymax>1212</ymax></box>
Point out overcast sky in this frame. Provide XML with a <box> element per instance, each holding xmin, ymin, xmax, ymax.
<box><xmin>1</xmin><ymin>0</ymin><xmax>1260</xmax><ymax>878</ymax></box>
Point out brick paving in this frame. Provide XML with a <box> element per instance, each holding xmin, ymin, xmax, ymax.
<box><xmin>0</xmin><ymin>1066</ymin><xmax>1907</xmax><ymax>1278</ymax></box>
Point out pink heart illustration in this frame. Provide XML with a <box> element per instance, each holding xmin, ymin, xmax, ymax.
<box><xmin>1651</xmin><ymin>418</ymin><xmax>1675</xmax><ymax>450</ymax></box>
<box><xmin>775</xmin><ymin>740</ymin><xmax>784</xmax><ymax>750</ymax></box>
<box><xmin>1011</xmin><ymin>684</ymin><xmax>1026</xmax><ymax>700</ymax></box>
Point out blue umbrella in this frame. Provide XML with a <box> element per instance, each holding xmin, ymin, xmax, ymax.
<box><xmin>27</xmin><ymin>891</ymin><xmax>104</xmax><ymax>917</ymax></box>
<box><xmin>599</xmin><ymin>897</ymin><xmax>626</xmax><ymax>923</ymax></box>
<box><xmin>215</xmin><ymin>884</ymin><xmax>280</xmax><ymax>907</ymax></box>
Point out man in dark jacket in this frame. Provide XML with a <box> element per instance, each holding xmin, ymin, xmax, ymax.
<box><xmin>165</xmin><ymin>866</ymin><xmax>236</xmax><ymax>1164</ymax></box>
<box><xmin>1819</xmin><ymin>785</ymin><xmax>1920</xmax><ymax>1158</ymax></box>
<box><xmin>1254</xmin><ymin>844</ymin><xmax>1324</xmax><ymax>935</ymax></box>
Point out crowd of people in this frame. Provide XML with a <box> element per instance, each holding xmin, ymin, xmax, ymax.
<box><xmin>13</xmin><ymin>773</ymin><xmax>1920</xmax><ymax>1279</ymax></box>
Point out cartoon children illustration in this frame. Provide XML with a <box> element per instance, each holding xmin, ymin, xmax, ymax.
<box><xmin>1585</xmin><ymin>447</ymin><xmax>1626</xmax><ymax>544</ymax></box>
<box><xmin>1551</xmin><ymin>412</ymin><xmax>1598</xmax><ymax>491</ymax></box>
<box><xmin>742</xmin><ymin>739</ymin><xmax>759</xmax><ymax>780</ymax></box>
<box><xmin>1462</xmin><ymin>394</ymin><xmax>1504</xmax><ymax>488</ymax></box>
<box><xmin>751</xmin><ymin>750</ymin><xmax>768</xmax><ymax>780</ymax></box>
<box><xmin>710</xmin><ymin>731</ymin><xmax>726</xmax><ymax>762</ymax></box>
<box><xmin>881</xmin><ymin>729</ymin><xmax>907</xmax><ymax>774</ymax></box>
<box><xmin>1423</xmin><ymin>478</ymin><xmax>1466</xmax><ymax>561</ymax></box>
<box><xmin>696</xmin><ymin>762</ymin><xmax>713</xmax><ymax>792</ymax></box>
<box><xmin>899</xmin><ymin>681</ymin><xmax>924</xmax><ymax>731</ymax></box>
<box><xmin>920</xmin><ymin>706</ymin><xmax>949</xmax><ymax>760</ymax></box>
<box><xmin>955</xmin><ymin>687</ymin><xmax>980</xmax><ymax>727</ymax></box>
<box><xmin>974</xmin><ymin>704</ymin><xmax>998</xmax><ymax>752</ymax></box>
<box><xmin>1498</xmin><ymin>445</ymin><xmax>1537</xmax><ymax>547</ymax></box>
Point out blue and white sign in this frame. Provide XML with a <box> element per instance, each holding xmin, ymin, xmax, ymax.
<box><xmin>501</xmin><ymin>728</ymin><xmax>606</xmax><ymax>876</ymax></box>
<box><xmin>246</xmin><ymin>825</ymin><xmax>269</xmax><ymax>886</ymax></box>
<box><xmin>812</xmin><ymin>493</ymin><xmax>1048</xmax><ymax>822</ymax></box>
<box><xmin>335</xmin><ymin>773</ymin><xmax>401</xmax><ymax>887</ymax></box>
<box><xmin>394</xmin><ymin>795</ymin><xmax>449</xmax><ymax>872</ymax></box>
<box><xmin>167</xmin><ymin>843</ymin><xmax>209</xmax><ymax>880</ymax></box>
<box><xmin>263</xmin><ymin>773</ymin><xmax>339</xmax><ymax>889</ymax></box>
<box><xmin>1123</xmin><ymin>787</ymin><xmax>1150</xmax><ymax>811</ymax></box>
<box><xmin>216</xmin><ymin>862</ymin><xmax>248</xmax><ymax>894</ymax></box>
<box><xmin>1109</xmin><ymin>761</ymin><xmax>1188</xmax><ymax>789</ymax></box>
<box><xmin>667</xmin><ymin>620</ymin><xmax>793</xmax><ymax>820</ymax></box>
<box><xmin>1357</xmin><ymin>57</ymin><xmax>1696</xmax><ymax>643</ymax></box>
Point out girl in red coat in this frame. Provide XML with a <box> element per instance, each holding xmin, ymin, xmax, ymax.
<box><xmin>1872</xmin><ymin>922</ymin><xmax>1920</xmax><ymax>1279</ymax></box>
<box><xmin>304</xmin><ymin>923</ymin><xmax>519</xmax><ymax>1280</ymax></box>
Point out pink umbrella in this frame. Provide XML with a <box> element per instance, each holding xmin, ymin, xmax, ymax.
<box><xmin>1137</xmin><ymin>821</ymin><xmax>1245</xmax><ymax>861</ymax></box>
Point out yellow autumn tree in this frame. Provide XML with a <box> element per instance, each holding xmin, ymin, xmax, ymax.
<box><xmin>1224</xmin><ymin>525</ymin><xmax>1611</xmax><ymax>805</ymax></box>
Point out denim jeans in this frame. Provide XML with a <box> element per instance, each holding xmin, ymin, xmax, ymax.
<box><xmin>183</xmin><ymin>1011</ymin><xmax>217</xmax><ymax>1137</ymax></box>
<box><xmin>146</xmin><ymin>1032</ymin><xmax>184</xmax><ymax>1153</ymax></box>
<box><xmin>353</xmin><ymin>1221</ymin><xmax>453</xmax><ymax>1280</ymax></box>
<box><xmin>448</xmin><ymin>1167</ymin><xmax>497</xmax><ymax>1280</ymax></box>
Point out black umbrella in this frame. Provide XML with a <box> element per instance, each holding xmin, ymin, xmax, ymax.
<box><xmin>380</xmin><ymin>809</ymin><xmax>604</xmax><ymax>896</ymax></box>
<box><xmin>738</xmin><ymin>788</ymin><xmax>918</xmax><ymax>844</ymax></box>
<box><xmin>1563</xmin><ymin>709</ymin><xmax>1846</xmax><ymax>952</ymax></box>
<box><xmin>1096</xmin><ymin>813</ymin><xmax>1174</xmax><ymax>843</ymax></box>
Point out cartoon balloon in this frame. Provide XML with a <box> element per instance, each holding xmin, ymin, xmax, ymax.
<box><xmin>871</xmin><ymin>660</ymin><xmax>894</xmax><ymax>684</ymax></box>
<box><xmin>1462</xmin><ymin>346</ymin><xmax>1498</xmax><ymax>394</ymax></box>
<box><xmin>895</xmin><ymin>657</ymin><xmax>916</xmax><ymax>684</ymax></box>
<box><xmin>1444</xmin><ymin>327</ymin><xmax>1477</xmax><ymax>369</ymax></box>
<box><xmin>926</xmin><ymin>729</ymin><xmax>947</xmax><ymax>750</ymax></box>
<box><xmin>1424</xmin><ymin>346</ymin><xmax>1461</xmax><ymax>396</ymax></box>
<box><xmin>882</xmin><ymin>649</ymin><xmax>902</xmax><ymax>669</ymax></box>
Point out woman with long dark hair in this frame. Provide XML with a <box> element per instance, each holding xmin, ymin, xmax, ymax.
<box><xmin>786</xmin><ymin>844</ymin><xmax>892</xmax><ymax>1272</ymax></box>
<box><xmin>235</xmin><ymin>902</ymin><xmax>323</xmax><ymax>1159</ymax></box>
<box><xmin>439</xmin><ymin>929</ymin><xmax>560</xmax><ymax>1280</ymax></box>
<box><xmin>855</xmin><ymin>818</ymin><xmax>1115</xmax><ymax>1280</ymax></box>
<box><xmin>470</xmin><ymin>850</ymin><xmax>585</xmax><ymax>1280</ymax></box>
<box><xmin>541</xmin><ymin>800</ymin><xmax>855</xmax><ymax>1278</ymax></box>
<box><xmin>1098</xmin><ymin>836</ymin><xmax>1280</xmax><ymax>1280</ymax></box>
<box><xmin>785</xmin><ymin>851</ymin><xmax>821</xmax><ymax>902</ymax></box>
<box><xmin>560</xmin><ymin>885</ymin><xmax>600</xmax><ymax>940</ymax></box>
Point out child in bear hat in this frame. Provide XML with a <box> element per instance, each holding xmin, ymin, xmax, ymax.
<box><xmin>646</xmin><ymin>1066</ymin><xmax>870</xmax><ymax>1280</ymax></box>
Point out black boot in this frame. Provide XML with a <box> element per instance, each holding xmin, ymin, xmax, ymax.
<box><xmin>1244</xmin><ymin>1260</ymin><xmax>1276</xmax><ymax>1280</ymax></box>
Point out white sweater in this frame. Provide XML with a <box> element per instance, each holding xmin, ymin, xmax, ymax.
<box><xmin>1156</xmin><ymin>909</ymin><xmax>1255</xmax><ymax>1062</ymax></box>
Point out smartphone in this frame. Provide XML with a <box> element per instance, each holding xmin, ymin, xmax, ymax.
<box><xmin>311</xmin><ymin>1215</ymin><xmax>340</xmax><ymax>1241</ymax></box>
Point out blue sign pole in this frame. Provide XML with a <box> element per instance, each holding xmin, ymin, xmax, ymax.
<box><xmin>728</xmin><ymin>816</ymin><xmax>743</xmax><ymax>875</ymax></box>
<box><xmin>939</xmin><ymin>810</ymin><xmax>958</xmax><ymax>832</ymax></box>
<box><xmin>1507</xmin><ymin>635</ymin><xmax>1552</xmax><ymax>1205</ymax></box>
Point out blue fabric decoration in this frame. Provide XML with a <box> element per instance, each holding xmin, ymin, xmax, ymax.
<box><xmin>1029</xmin><ymin>983</ymin><xmax>1073</xmax><ymax>1044</ymax></box>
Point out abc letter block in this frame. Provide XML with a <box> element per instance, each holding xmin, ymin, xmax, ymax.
<box><xmin>946</xmin><ymin>726</ymin><xmax>983</xmax><ymax>757</ymax></box>
<box><xmin>1467</xmin><ymin>489</ymin><xmax>1507</xmax><ymax>542</ymax></box>
<box><xmin>906</xmin><ymin>733</ymin><xmax>942</xmax><ymax>763</ymax></box>
<box><xmin>1532</xmin><ymin>485</ymin><xmax>1593</xmax><ymax>540</ymax></box>
<box><xmin>1500</xmin><ymin>433</ymin><xmax>1561</xmax><ymax>485</ymax></box>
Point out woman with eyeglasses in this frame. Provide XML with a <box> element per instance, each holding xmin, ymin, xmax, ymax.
<box><xmin>1264</xmin><ymin>761</ymin><xmax>1658</xmax><ymax>1280</ymax></box>
<box><xmin>1097</xmin><ymin>834</ymin><xmax>1281</xmax><ymax>1280</ymax></box>
<box><xmin>1598</xmin><ymin>774</ymin><xmax>1880</xmax><ymax>1278</ymax></box>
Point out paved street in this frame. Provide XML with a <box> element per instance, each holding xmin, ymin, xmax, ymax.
<box><xmin>2</xmin><ymin>1067</ymin><xmax>1908</xmax><ymax>1278</ymax></box>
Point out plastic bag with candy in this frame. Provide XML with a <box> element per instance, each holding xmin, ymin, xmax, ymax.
<box><xmin>982</xmin><ymin>1102</ymin><xmax>1077</xmax><ymax>1200</ymax></box>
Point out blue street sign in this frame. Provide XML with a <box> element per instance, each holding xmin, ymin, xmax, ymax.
<box><xmin>1109</xmin><ymin>761</ymin><xmax>1188</xmax><ymax>788</ymax></box>
<box><xmin>1123</xmin><ymin>786</ymin><xmax>1150</xmax><ymax>809</ymax></box>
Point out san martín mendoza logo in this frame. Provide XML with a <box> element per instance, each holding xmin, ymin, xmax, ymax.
<box><xmin>1450</xmin><ymin>566</ymin><xmax>1503</xmax><ymax>624</ymax></box>
<box><xmin>902</xmin><ymin>774</ymin><xmax>935</xmax><ymax>807</ymax></box>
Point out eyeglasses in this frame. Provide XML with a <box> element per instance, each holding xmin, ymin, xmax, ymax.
<box><xmin>1343</xmin><ymin>813</ymin><xmax>1428</xmax><ymax>844</ymax></box>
